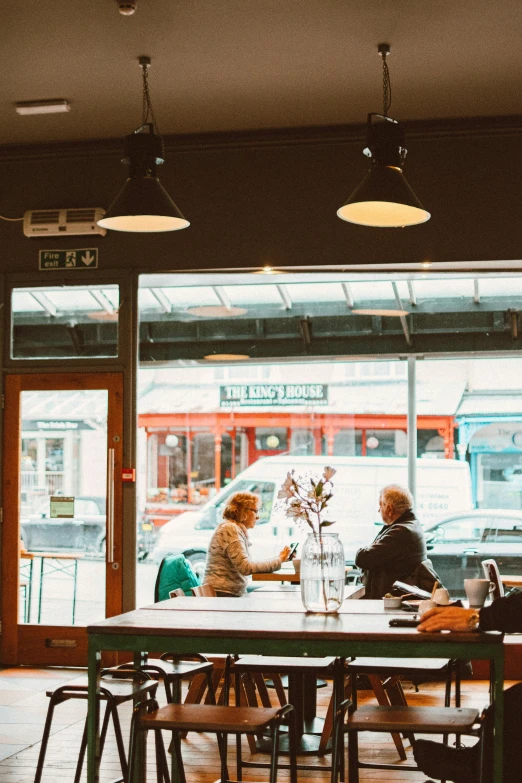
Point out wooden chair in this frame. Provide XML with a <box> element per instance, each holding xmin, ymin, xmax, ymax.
<box><xmin>127</xmin><ymin>658</ymin><xmax>298</xmax><ymax>783</ymax></box>
<box><xmin>234</xmin><ymin>655</ymin><xmax>341</xmax><ymax>772</ymax></box>
<box><xmin>342</xmin><ymin>703</ymin><xmax>486</xmax><ymax>782</ymax></box>
<box><xmin>318</xmin><ymin>657</ymin><xmax>460</xmax><ymax>759</ymax></box>
<box><xmin>169</xmin><ymin>587</ymin><xmax>186</xmax><ymax>598</ymax></box>
<box><xmin>191</xmin><ymin>583</ymin><xmax>217</xmax><ymax>597</ymax></box>
<box><xmin>115</xmin><ymin>654</ymin><xmax>215</xmax><ymax>705</ymax></box>
<box><xmin>482</xmin><ymin>558</ymin><xmax>504</xmax><ymax>599</ymax></box>
<box><xmin>34</xmin><ymin>669</ymin><xmax>159</xmax><ymax>783</ymax></box>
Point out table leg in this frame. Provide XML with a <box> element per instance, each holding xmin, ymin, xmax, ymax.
<box><xmin>72</xmin><ymin>559</ymin><xmax>78</xmax><ymax>625</ymax></box>
<box><xmin>87</xmin><ymin>642</ymin><xmax>101</xmax><ymax>783</ymax></box>
<box><xmin>27</xmin><ymin>559</ymin><xmax>33</xmax><ymax>623</ymax></box>
<box><xmin>37</xmin><ymin>557</ymin><xmax>44</xmax><ymax>624</ymax></box>
<box><xmin>133</xmin><ymin>652</ymin><xmax>148</xmax><ymax>783</ymax></box>
<box><xmin>490</xmin><ymin>650</ymin><xmax>504</xmax><ymax>783</ymax></box>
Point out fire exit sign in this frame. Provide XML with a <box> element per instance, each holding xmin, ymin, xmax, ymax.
<box><xmin>39</xmin><ymin>248</ymin><xmax>98</xmax><ymax>270</ymax></box>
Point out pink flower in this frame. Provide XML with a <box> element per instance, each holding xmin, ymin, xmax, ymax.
<box><xmin>323</xmin><ymin>466</ymin><xmax>336</xmax><ymax>482</ymax></box>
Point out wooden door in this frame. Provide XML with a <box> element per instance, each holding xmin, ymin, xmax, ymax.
<box><xmin>1</xmin><ymin>373</ymin><xmax>124</xmax><ymax>665</ymax></box>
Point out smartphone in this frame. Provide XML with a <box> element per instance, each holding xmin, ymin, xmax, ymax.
<box><xmin>388</xmin><ymin>616</ymin><xmax>420</xmax><ymax>628</ymax></box>
<box><xmin>287</xmin><ymin>541</ymin><xmax>299</xmax><ymax>560</ymax></box>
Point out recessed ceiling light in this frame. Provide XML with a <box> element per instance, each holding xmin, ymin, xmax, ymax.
<box><xmin>204</xmin><ymin>353</ymin><xmax>251</xmax><ymax>361</ymax></box>
<box><xmin>352</xmin><ymin>308</ymin><xmax>409</xmax><ymax>317</ymax></box>
<box><xmin>187</xmin><ymin>305</ymin><xmax>247</xmax><ymax>318</ymax></box>
<box><xmin>15</xmin><ymin>100</ymin><xmax>71</xmax><ymax>116</ymax></box>
<box><xmin>252</xmin><ymin>266</ymin><xmax>284</xmax><ymax>275</ymax></box>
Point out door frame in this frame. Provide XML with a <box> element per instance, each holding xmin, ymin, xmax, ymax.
<box><xmin>1</xmin><ymin>371</ymin><xmax>124</xmax><ymax>665</ymax></box>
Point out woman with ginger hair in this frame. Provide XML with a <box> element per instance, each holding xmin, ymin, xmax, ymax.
<box><xmin>203</xmin><ymin>490</ymin><xmax>291</xmax><ymax>596</ymax></box>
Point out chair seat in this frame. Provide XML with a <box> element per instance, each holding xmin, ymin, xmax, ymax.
<box><xmin>46</xmin><ymin>676</ymin><xmax>157</xmax><ymax>704</ymax></box>
<box><xmin>142</xmin><ymin>658</ymin><xmax>213</xmax><ymax>678</ymax></box>
<box><xmin>346</xmin><ymin>705</ymin><xmax>479</xmax><ymax>733</ymax></box>
<box><xmin>235</xmin><ymin>655</ymin><xmax>336</xmax><ymax>673</ymax></box>
<box><xmin>140</xmin><ymin>703</ymin><xmax>282</xmax><ymax>732</ymax></box>
<box><xmin>346</xmin><ymin>657</ymin><xmax>449</xmax><ymax>675</ymax></box>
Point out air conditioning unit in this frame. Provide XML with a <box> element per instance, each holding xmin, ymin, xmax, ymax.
<box><xmin>23</xmin><ymin>208</ymin><xmax>107</xmax><ymax>238</ymax></box>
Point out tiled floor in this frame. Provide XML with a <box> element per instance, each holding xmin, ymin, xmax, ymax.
<box><xmin>0</xmin><ymin>666</ymin><xmax>502</xmax><ymax>782</ymax></box>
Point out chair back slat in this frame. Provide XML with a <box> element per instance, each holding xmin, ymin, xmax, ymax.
<box><xmin>191</xmin><ymin>584</ymin><xmax>217</xmax><ymax>597</ymax></box>
<box><xmin>481</xmin><ymin>558</ymin><xmax>504</xmax><ymax>599</ymax></box>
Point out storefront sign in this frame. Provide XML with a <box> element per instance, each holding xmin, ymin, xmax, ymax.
<box><xmin>470</xmin><ymin>422</ymin><xmax>522</xmax><ymax>452</ymax></box>
<box><xmin>23</xmin><ymin>420</ymin><xmax>94</xmax><ymax>431</ymax></box>
<box><xmin>50</xmin><ymin>496</ymin><xmax>75</xmax><ymax>518</ymax></box>
<box><xmin>220</xmin><ymin>383</ymin><xmax>328</xmax><ymax>407</ymax></box>
<box><xmin>39</xmin><ymin>248</ymin><xmax>98</xmax><ymax>270</ymax></box>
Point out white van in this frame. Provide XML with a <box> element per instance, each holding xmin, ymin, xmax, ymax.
<box><xmin>151</xmin><ymin>455</ymin><xmax>472</xmax><ymax>577</ymax></box>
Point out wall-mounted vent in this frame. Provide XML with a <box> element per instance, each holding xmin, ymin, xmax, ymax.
<box><xmin>23</xmin><ymin>208</ymin><xmax>107</xmax><ymax>237</ymax></box>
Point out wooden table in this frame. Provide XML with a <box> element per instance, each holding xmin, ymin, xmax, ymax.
<box><xmin>20</xmin><ymin>550</ymin><xmax>83</xmax><ymax>624</ymax></box>
<box><xmin>252</xmin><ymin>569</ymin><xmax>300</xmax><ymax>582</ymax></box>
<box><xmin>87</xmin><ymin>602</ymin><xmax>505</xmax><ymax>783</ymax></box>
<box><xmin>500</xmin><ymin>574</ymin><xmax>522</xmax><ymax>587</ymax></box>
<box><xmin>252</xmin><ymin>565</ymin><xmax>354</xmax><ymax>583</ymax></box>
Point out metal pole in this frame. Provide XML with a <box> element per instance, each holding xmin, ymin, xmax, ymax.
<box><xmin>407</xmin><ymin>357</ymin><xmax>417</xmax><ymax>500</ymax></box>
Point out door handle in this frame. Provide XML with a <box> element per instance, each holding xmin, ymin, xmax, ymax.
<box><xmin>106</xmin><ymin>448</ymin><xmax>115</xmax><ymax>564</ymax></box>
<box><xmin>462</xmin><ymin>549</ymin><xmax>478</xmax><ymax>555</ymax></box>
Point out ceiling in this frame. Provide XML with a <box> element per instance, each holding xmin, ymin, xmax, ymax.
<box><xmin>2</xmin><ymin>0</ymin><xmax>522</xmax><ymax>146</ymax></box>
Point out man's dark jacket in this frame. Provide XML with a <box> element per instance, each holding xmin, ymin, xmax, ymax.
<box><xmin>479</xmin><ymin>590</ymin><xmax>522</xmax><ymax>632</ymax></box>
<box><xmin>355</xmin><ymin>509</ymin><xmax>427</xmax><ymax>599</ymax></box>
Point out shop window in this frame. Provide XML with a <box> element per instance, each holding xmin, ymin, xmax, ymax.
<box><xmin>256</xmin><ymin>428</ymin><xmax>288</xmax><ymax>451</ymax></box>
<box><xmin>11</xmin><ymin>285</ymin><xmax>119</xmax><ymax>359</ymax></box>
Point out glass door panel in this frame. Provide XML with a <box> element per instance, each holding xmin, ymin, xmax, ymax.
<box><xmin>19</xmin><ymin>389</ymin><xmax>108</xmax><ymax>626</ymax></box>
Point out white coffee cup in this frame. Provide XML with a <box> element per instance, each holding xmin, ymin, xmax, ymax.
<box><xmin>292</xmin><ymin>558</ymin><xmax>301</xmax><ymax>575</ymax></box>
<box><xmin>464</xmin><ymin>578</ymin><xmax>494</xmax><ymax>608</ymax></box>
<box><xmin>433</xmin><ymin>587</ymin><xmax>451</xmax><ymax>606</ymax></box>
<box><xmin>418</xmin><ymin>599</ymin><xmax>436</xmax><ymax>615</ymax></box>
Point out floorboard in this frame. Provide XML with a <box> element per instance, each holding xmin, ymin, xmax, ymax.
<box><xmin>0</xmin><ymin>666</ymin><xmax>505</xmax><ymax>782</ymax></box>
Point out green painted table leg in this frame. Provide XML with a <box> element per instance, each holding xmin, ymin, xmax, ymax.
<box><xmin>87</xmin><ymin>642</ymin><xmax>101</xmax><ymax>783</ymax></box>
<box><xmin>133</xmin><ymin>651</ymin><xmax>148</xmax><ymax>783</ymax></box>
<box><xmin>491</xmin><ymin>649</ymin><xmax>504</xmax><ymax>783</ymax></box>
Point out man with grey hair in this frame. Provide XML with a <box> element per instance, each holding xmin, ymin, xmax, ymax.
<box><xmin>355</xmin><ymin>484</ymin><xmax>428</xmax><ymax>599</ymax></box>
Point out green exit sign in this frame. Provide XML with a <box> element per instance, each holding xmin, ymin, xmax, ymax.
<box><xmin>39</xmin><ymin>248</ymin><xmax>98</xmax><ymax>270</ymax></box>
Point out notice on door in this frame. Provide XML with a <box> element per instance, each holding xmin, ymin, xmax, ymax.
<box><xmin>50</xmin><ymin>496</ymin><xmax>75</xmax><ymax>518</ymax></box>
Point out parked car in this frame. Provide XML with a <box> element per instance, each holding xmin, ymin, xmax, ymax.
<box><xmin>152</xmin><ymin>454</ymin><xmax>472</xmax><ymax>577</ymax></box>
<box><xmin>21</xmin><ymin>496</ymin><xmax>106</xmax><ymax>553</ymax></box>
<box><xmin>424</xmin><ymin>509</ymin><xmax>522</xmax><ymax>595</ymax></box>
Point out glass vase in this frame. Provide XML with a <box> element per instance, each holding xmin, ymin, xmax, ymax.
<box><xmin>300</xmin><ymin>532</ymin><xmax>345</xmax><ymax>613</ymax></box>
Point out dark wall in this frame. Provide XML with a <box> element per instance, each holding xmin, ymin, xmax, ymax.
<box><xmin>0</xmin><ymin>118</ymin><xmax>521</xmax><ymax>274</ymax></box>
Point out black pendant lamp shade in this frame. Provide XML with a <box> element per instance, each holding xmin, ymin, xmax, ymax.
<box><xmin>98</xmin><ymin>125</ymin><xmax>189</xmax><ymax>232</ymax></box>
<box><xmin>337</xmin><ymin>113</ymin><xmax>430</xmax><ymax>228</ymax></box>
<box><xmin>337</xmin><ymin>44</ymin><xmax>430</xmax><ymax>228</ymax></box>
<box><xmin>98</xmin><ymin>56</ymin><xmax>189</xmax><ymax>233</ymax></box>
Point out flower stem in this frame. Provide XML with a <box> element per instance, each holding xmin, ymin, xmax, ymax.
<box><xmin>316</xmin><ymin>513</ymin><xmax>328</xmax><ymax>610</ymax></box>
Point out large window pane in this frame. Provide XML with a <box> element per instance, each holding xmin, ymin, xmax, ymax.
<box><xmin>12</xmin><ymin>285</ymin><xmax>119</xmax><ymax>359</ymax></box>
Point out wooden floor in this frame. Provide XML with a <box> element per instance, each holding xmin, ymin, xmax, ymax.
<box><xmin>0</xmin><ymin>666</ymin><xmax>505</xmax><ymax>782</ymax></box>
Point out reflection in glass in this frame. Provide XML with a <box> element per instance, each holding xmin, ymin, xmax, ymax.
<box><xmin>19</xmin><ymin>390</ymin><xmax>108</xmax><ymax>626</ymax></box>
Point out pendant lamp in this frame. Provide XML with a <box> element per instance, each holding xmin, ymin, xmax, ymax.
<box><xmin>98</xmin><ymin>56</ymin><xmax>189</xmax><ymax>233</ymax></box>
<box><xmin>337</xmin><ymin>44</ymin><xmax>430</xmax><ymax>228</ymax></box>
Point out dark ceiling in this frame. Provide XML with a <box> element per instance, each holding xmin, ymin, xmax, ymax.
<box><xmin>2</xmin><ymin>0</ymin><xmax>522</xmax><ymax>147</ymax></box>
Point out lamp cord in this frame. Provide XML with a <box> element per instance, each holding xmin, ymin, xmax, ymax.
<box><xmin>381</xmin><ymin>51</ymin><xmax>392</xmax><ymax>117</ymax></box>
<box><xmin>0</xmin><ymin>215</ymin><xmax>23</xmax><ymax>221</ymax></box>
<box><xmin>141</xmin><ymin>61</ymin><xmax>159</xmax><ymax>132</ymax></box>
